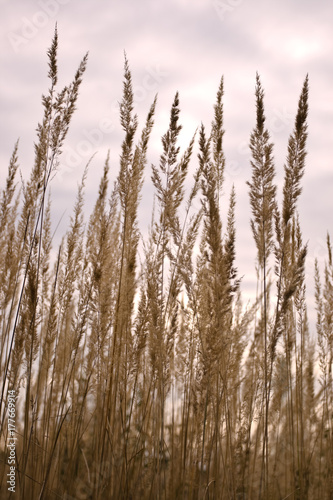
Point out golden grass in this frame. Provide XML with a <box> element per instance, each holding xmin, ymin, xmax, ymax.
<box><xmin>0</xmin><ymin>30</ymin><xmax>332</xmax><ymax>500</ymax></box>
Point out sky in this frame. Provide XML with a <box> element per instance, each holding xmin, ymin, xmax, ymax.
<box><xmin>1</xmin><ymin>0</ymin><xmax>333</xmax><ymax>329</ymax></box>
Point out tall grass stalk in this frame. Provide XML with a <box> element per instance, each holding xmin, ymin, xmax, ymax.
<box><xmin>1</xmin><ymin>33</ymin><xmax>331</xmax><ymax>500</ymax></box>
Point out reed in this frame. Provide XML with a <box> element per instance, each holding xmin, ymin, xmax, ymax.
<box><xmin>0</xmin><ymin>31</ymin><xmax>331</xmax><ymax>500</ymax></box>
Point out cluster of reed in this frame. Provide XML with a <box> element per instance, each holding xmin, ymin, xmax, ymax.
<box><xmin>1</xmin><ymin>29</ymin><xmax>332</xmax><ymax>500</ymax></box>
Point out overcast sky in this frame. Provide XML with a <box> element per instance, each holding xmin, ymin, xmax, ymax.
<box><xmin>1</xmin><ymin>0</ymin><xmax>333</xmax><ymax>327</ymax></box>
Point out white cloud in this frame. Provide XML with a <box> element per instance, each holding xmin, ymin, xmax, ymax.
<box><xmin>286</xmin><ymin>37</ymin><xmax>322</xmax><ymax>61</ymax></box>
